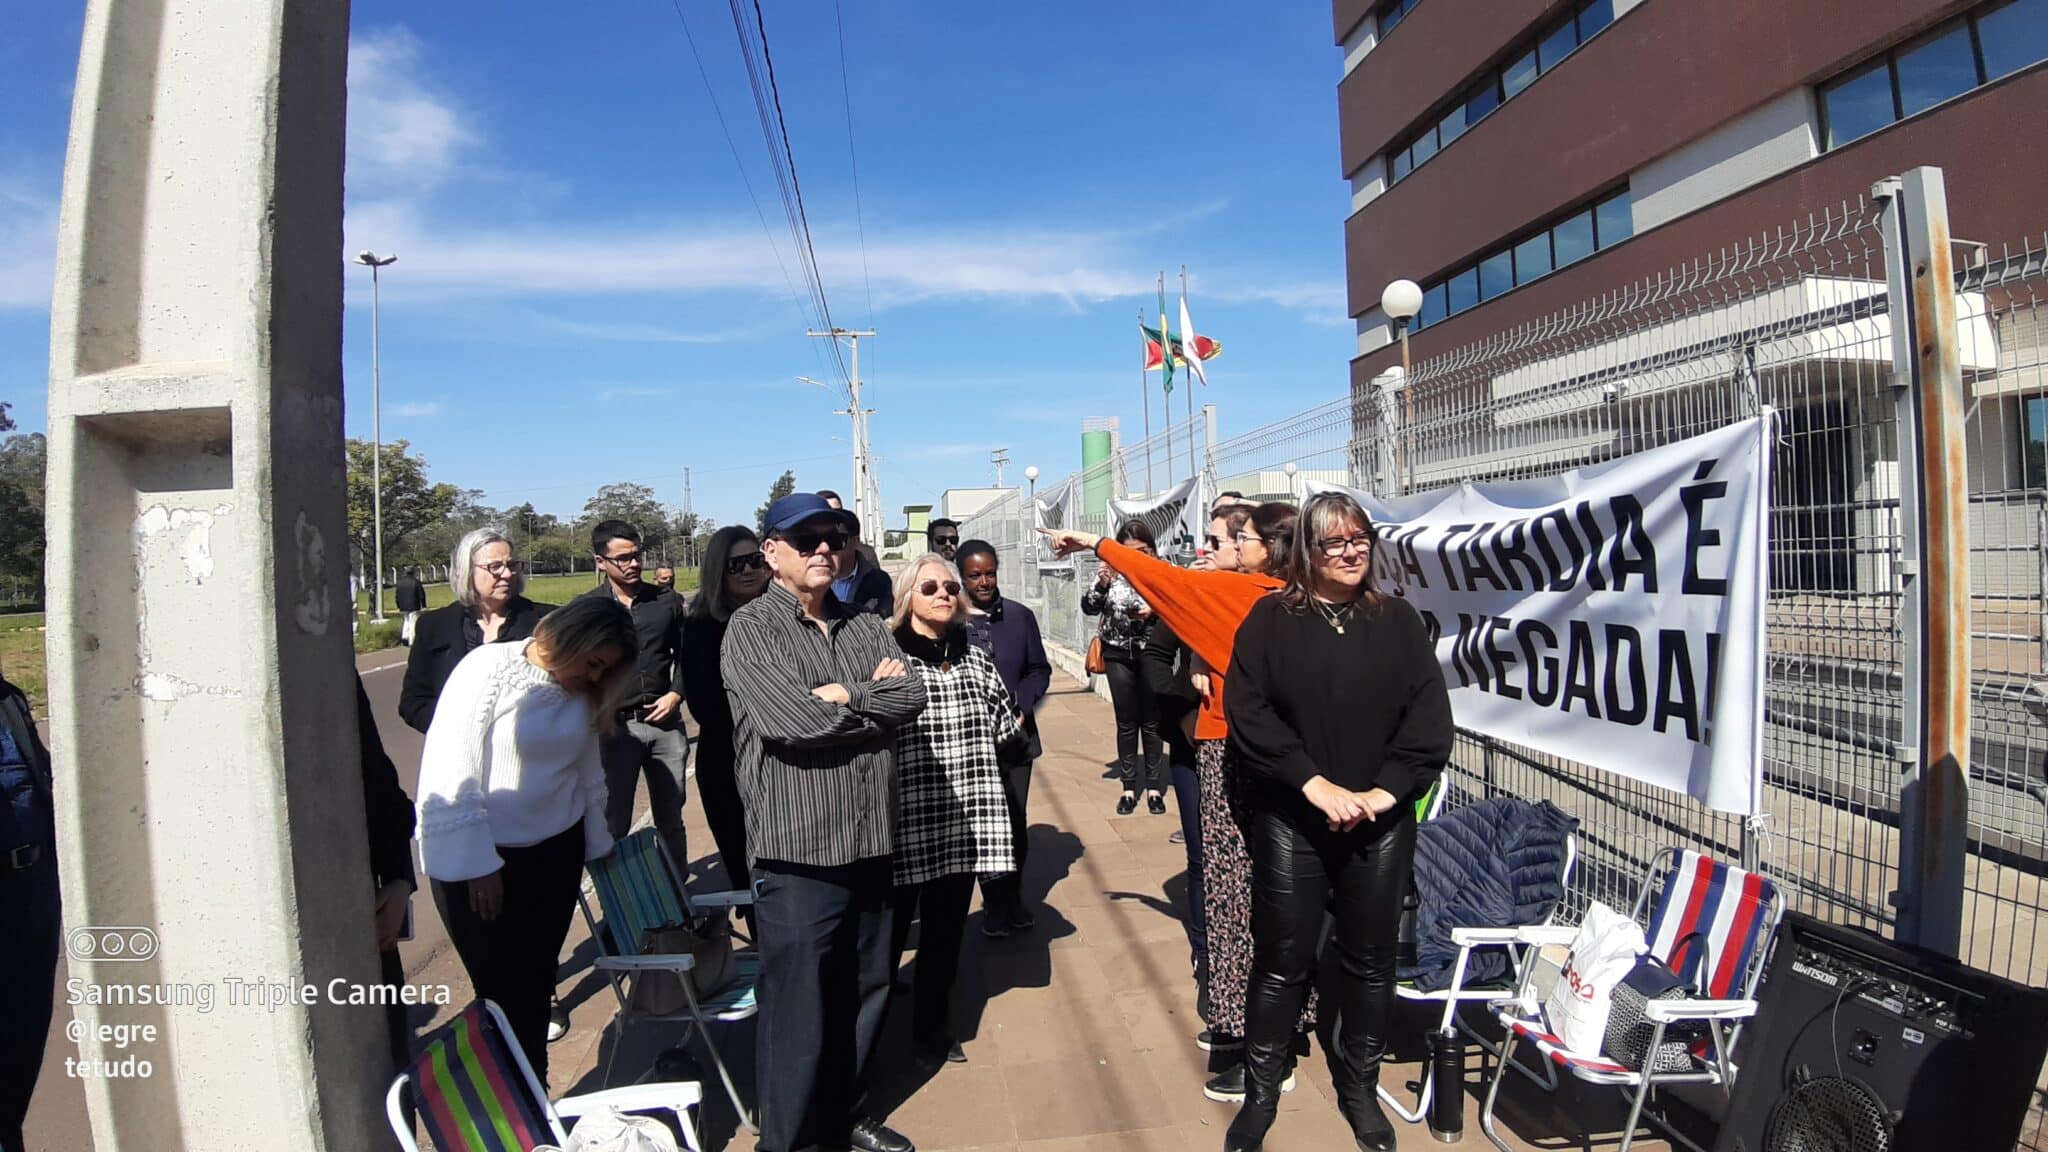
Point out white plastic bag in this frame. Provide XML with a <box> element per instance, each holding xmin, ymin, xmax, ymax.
<box><xmin>563</xmin><ymin>1106</ymin><xmax>684</xmax><ymax>1152</ymax></box>
<box><xmin>1543</xmin><ymin>901</ymin><xmax>1647</xmax><ymax>1056</ymax></box>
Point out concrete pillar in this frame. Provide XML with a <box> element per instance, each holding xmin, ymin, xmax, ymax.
<box><xmin>46</xmin><ymin>2</ymin><xmax>385</xmax><ymax>1149</ymax></box>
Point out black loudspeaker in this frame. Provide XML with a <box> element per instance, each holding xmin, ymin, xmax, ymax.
<box><xmin>1713</xmin><ymin>912</ymin><xmax>2048</xmax><ymax>1152</ymax></box>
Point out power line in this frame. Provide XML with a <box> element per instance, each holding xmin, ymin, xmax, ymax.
<box><xmin>833</xmin><ymin>0</ymin><xmax>879</xmax><ymax>456</ymax></box>
<box><xmin>834</xmin><ymin>0</ymin><xmax>876</xmax><ymax>330</ymax></box>
<box><xmin>660</xmin><ymin>0</ymin><xmax>838</xmax><ymax>389</ymax></box>
<box><xmin>725</xmin><ymin>0</ymin><xmax>853</xmax><ymax>392</ymax></box>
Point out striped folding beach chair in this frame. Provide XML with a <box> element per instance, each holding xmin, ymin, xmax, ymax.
<box><xmin>581</xmin><ymin>828</ymin><xmax>759</xmax><ymax>1132</ymax></box>
<box><xmin>1478</xmin><ymin>848</ymin><xmax>1784</xmax><ymax>1152</ymax></box>
<box><xmin>384</xmin><ymin>999</ymin><xmax>703</xmax><ymax>1152</ymax></box>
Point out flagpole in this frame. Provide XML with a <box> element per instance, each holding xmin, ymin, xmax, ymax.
<box><xmin>1139</xmin><ymin>305</ymin><xmax>1153</xmax><ymax>494</ymax></box>
<box><xmin>1160</xmin><ymin>271</ymin><xmax>1174</xmax><ymax>491</ymax></box>
<box><xmin>1182</xmin><ymin>265</ymin><xmax>1197</xmax><ymax>484</ymax></box>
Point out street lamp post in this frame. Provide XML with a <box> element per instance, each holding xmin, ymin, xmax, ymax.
<box><xmin>1284</xmin><ymin>460</ymin><xmax>1299</xmax><ymax>502</ymax></box>
<box><xmin>1024</xmin><ymin>465</ymin><xmax>1040</xmax><ymax>596</ymax></box>
<box><xmin>357</xmin><ymin>250</ymin><xmax>397</xmax><ymax>620</ymax></box>
<box><xmin>1380</xmin><ymin>279</ymin><xmax>1423</xmax><ymax>494</ymax></box>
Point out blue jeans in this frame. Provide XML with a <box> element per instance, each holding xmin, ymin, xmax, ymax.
<box><xmin>1171</xmin><ymin>758</ymin><xmax>1208</xmax><ymax>965</ymax></box>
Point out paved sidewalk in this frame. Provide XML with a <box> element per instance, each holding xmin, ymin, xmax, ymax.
<box><xmin>546</xmin><ymin>670</ymin><xmax>1675</xmax><ymax>1152</ymax></box>
<box><xmin>24</xmin><ymin>656</ymin><xmax>1671</xmax><ymax>1150</ymax></box>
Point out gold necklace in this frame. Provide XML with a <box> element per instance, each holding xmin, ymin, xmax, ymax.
<box><xmin>1311</xmin><ymin>596</ymin><xmax>1356</xmax><ymax>635</ymax></box>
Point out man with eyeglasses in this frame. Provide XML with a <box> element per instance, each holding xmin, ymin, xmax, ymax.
<box><xmin>723</xmin><ymin>493</ymin><xmax>928</xmax><ymax>1152</ymax></box>
<box><xmin>820</xmin><ymin>490</ymin><xmax>892</xmax><ymax>616</ymax></box>
<box><xmin>925</xmin><ymin>518</ymin><xmax>961</xmax><ymax>562</ymax></box>
<box><xmin>581</xmin><ymin>519</ymin><xmax>692</xmax><ymax>875</ymax></box>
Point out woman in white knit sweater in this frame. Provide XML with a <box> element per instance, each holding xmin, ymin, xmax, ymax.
<box><xmin>416</xmin><ymin>596</ymin><xmax>635</xmax><ymax>1080</ymax></box>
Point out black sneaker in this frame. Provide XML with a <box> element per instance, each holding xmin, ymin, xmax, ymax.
<box><xmin>980</xmin><ymin>915</ymin><xmax>1012</xmax><ymax>939</ymax></box>
<box><xmin>849</xmin><ymin>1117</ymin><xmax>915</xmax><ymax>1152</ymax></box>
<box><xmin>1147</xmin><ymin>792</ymin><xmax>1167</xmax><ymax>815</ymax></box>
<box><xmin>1116</xmin><ymin>793</ymin><xmax>1139</xmax><ymax>816</ymax></box>
<box><xmin>1007</xmin><ymin>904</ymin><xmax>1036</xmax><ymax>931</ymax></box>
<box><xmin>1201</xmin><ymin>1062</ymin><xmax>1296</xmax><ymax>1103</ymax></box>
<box><xmin>915</xmin><ymin>1035</ymin><xmax>968</xmax><ymax>1066</ymax></box>
<box><xmin>1197</xmin><ymin>1029</ymin><xmax>1243</xmax><ymax>1052</ymax></box>
<box><xmin>1168</xmin><ymin>828</ymin><xmax>1186</xmax><ymax>845</ymax></box>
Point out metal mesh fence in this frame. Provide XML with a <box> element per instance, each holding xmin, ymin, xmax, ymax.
<box><xmin>955</xmin><ymin>186</ymin><xmax>2048</xmax><ymax>1144</ymax></box>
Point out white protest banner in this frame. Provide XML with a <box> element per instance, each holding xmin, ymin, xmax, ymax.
<box><xmin>1308</xmin><ymin>412</ymin><xmax>1772</xmax><ymax>814</ymax></box>
<box><xmin>1109</xmin><ymin>476</ymin><xmax>1202</xmax><ymax>563</ymax></box>
<box><xmin>1033</xmin><ymin>480</ymin><xmax>1076</xmax><ymax>569</ymax></box>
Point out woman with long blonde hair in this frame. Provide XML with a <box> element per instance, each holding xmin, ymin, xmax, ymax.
<box><xmin>416</xmin><ymin>595</ymin><xmax>637</xmax><ymax>1080</ymax></box>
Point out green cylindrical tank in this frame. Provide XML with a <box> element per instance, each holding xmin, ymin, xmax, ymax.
<box><xmin>1081</xmin><ymin>427</ymin><xmax>1113</xmax><ymax>519</ymax></box>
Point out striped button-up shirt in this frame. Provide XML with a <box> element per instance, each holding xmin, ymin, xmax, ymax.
<box><xmin>721</xmin><ymin>580</ymin><xmax>928</xmax><ymax>867</ymax></box>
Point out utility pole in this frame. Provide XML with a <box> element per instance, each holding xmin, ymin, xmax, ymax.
<box><xmin>356</xmin><ymin>250</ymin><xmax>397</xmax><ymax>620</ymax></box>
<box><xmin>805</xmin><ymin>328</ymin><xmax>878</xmax><ymax>534</ymax></box>
<box><xmin>990</xmin><ymin>448</ymin><xmax>1010</xmax><ymax>487</ymax></box>
<box><xmin>682</xmin><ymin>466</ymin><xmax>696</xmax><ymax>568</ymax></box>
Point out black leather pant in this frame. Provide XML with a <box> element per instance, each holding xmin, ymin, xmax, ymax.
<box><xmin>1241</xmin><ymin>803</ymin><xmax>1416</xmax><ymax>1103</ymax></box>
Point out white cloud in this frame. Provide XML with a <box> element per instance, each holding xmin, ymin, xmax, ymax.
<box><xmin>390</xmin><ymin>400</ymin><xmax>445</xmax><ymax>418</ymax></box>
<box><xmin>521</xmin><ymin>313</ymin><xmax>763</xmax><ymax>345</ymax></box>
<box><xmin>340</xmin><ymin>198</ymin><xmax>1347</xmax><ymax>320</ymax></box>
<box><xmin>346</xmin><ymin>27</ymin><xmax>482</xmax><ymax>198</ymax></box>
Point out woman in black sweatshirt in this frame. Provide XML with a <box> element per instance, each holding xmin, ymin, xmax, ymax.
<box><xmin>1221</xmin><ymin>491</ymin><xmax>1453</xmax><ymax>1152</ymax></box>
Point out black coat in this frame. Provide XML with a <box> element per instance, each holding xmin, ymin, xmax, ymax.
<box><xmin>397</xmin><ymin>597</ymin><xmax>554</xmax><ymax>733</ymax></box>
<box><xmin>356</xmin><ymin>673</ymin><xmax>417</xmax><ymax>893</ymax></box>
<box><xmin>395</xmin><ymin>575</ymin><xmax>427</xmax><ymax>613</ymax></box>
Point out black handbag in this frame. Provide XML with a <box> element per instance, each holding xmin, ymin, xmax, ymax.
<box><xmin>626</xmin><ymin>911</ymin><xmax>736</xmax><ymax>1017</ymax></box>
<box><xmin>1603</xmin><ymin>931</ymin><xmax>1709</xmax><ymax>1073</ymax></box>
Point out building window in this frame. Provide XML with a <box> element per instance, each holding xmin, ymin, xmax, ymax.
<box><xmin>1386</xmin><ymin>0</ymin><xmax>1619</xmax><ymax>186</ymax></box>
<box><xmin>1980</xmin><ymin>0</ymin><xmax>2048</xmax><ymax>79</ymax></box>
<box><xmin>1376</xmin><ymin>0</ymin><xmax>1423</xmax><ymax>37</ymax></box>
<box><xmin>2026</xmin><ymin>396</ymin><xmax>2048</xmax><ymax>489</ymax></box>
<box><xmin>1820</xmin><ymin>0</ymin><xmax>2048</xmax><ymax>150</ymax></box>
<box><xmin>1410</xmin><ymin>189</ymin><xmax>1632</xmax><ymax>332</ymax></box>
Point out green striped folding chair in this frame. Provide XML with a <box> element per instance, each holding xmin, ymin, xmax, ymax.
<box><xmin>384</xmin><ymin>998</ymin><xmax>702</xmax><ymax>1152</ymax></box>
<box><xmin>581</xmin><ymin>828</ymin><xmax>759</xmax><ymax>1132</ymax></box>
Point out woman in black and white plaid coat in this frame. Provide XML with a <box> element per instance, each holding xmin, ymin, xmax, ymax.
<box><xmin>888</xmin><ymin>552</ymin><xmax>1024</xmax><ymax>1067</ymax></box>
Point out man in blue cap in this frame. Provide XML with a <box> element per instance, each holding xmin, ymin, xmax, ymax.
<box><xmin>723</xmin><ymin>492</ymin><xmax>928</xmax><ymax>1152</ymax></box>
<box><xmin>0</xmin><ymin>668</ymin><xmax>58</xmax><ymax>1152</ymax></box>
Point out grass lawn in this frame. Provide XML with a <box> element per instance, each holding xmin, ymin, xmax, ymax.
<box><xmin>1</xmin><ymin>571</ymin><xmax>707</xmax><ymax>717</ymax></box>
<box><xmin>0</xmin><ymin>612</ymin><xmax>44</xmax><ymax>718</ymax></box>
<box><xmin>353</xmin><ymin>570</ymin><xmax>699</xmax><ymax>618</ymax></box>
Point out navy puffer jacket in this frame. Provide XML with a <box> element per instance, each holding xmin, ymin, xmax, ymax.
<box><xmin>1400</xmin><ymin>795</ymin><xmax>1579</xmax><ymax>991</ymax></box>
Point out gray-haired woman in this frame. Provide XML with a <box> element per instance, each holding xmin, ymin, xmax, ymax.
<box><xmin>399</xmin><ymin>527</ymin><xmax>557</xmax><ymax>734</ymax></box>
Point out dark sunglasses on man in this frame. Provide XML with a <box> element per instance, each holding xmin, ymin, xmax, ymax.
<box><xmin>783</xmin><ymin>528</ymin><xmax>851</xmax><ymax>555</ymax></box>
<box><xmin>931</xmin><ymin>534</ymin><xmax>960</xmax><ymax>548</ymax></box>
<box><xmin>725</xmin><ymin>552</ymin><xmax>768</xmax><ymax>575</ymax></box>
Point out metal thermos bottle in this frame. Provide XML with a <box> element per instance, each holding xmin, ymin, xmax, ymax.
<box><xmin>1428</xmin><ymin>1028</ymin><xmax>1465</xmax><ymax>1142</ymax></box>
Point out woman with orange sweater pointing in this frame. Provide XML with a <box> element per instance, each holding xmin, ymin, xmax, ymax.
<box><xmin>1044</xmin><ymin>501</ymin><xmax>1313</xmax><ymax>1104</ymax></box>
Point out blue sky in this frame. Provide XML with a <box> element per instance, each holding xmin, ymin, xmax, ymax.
<box><xmin>0</xmin><ymin>2</ymin><xmax>1353</xmax><ymax>530</ymax></box>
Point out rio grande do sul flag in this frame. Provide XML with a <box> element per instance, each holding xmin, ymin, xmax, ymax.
<box><xmin>1141</xmin><ymin>325</ymin><xmax>1221</xmax><ymax>371</ymax></box>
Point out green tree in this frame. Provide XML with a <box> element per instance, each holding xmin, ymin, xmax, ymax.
<box><xmin>345</xmin><ymin>438</ymin><xmax>462</xmax><ymax>574</ymax></box>
<box><xmin>756</xmin><ymin>470</ymin><xmax>797</xmax><ymax>532</ymax></box>
<box><xmin>581</xmin><ymin>482</ymin><xmax>669</xmax><ymax>555</ymax></box>
<box><xmin>394</xmin><ymin>487</ymin><xmax>497</xmax><ymax>570</ymax></box>
<box><xmin>0</xmin><ymin>427</ymin><xmax>45</xmax><ymax>590</ymax></box>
